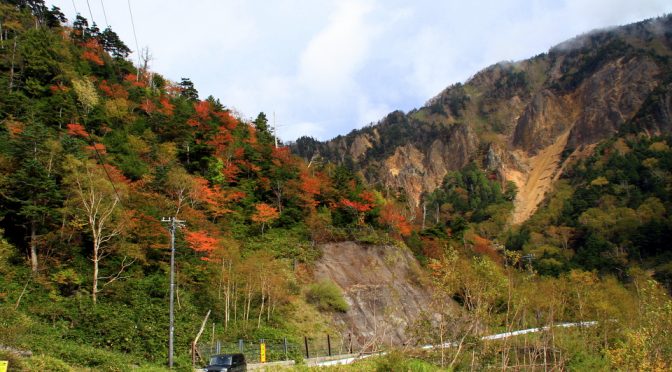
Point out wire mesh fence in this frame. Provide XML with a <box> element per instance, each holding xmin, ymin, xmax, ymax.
<box><xmin>303</xmin><ymin>334</ymin><xmax>353</xmax><ymax>359</ymax></box>
<box><xmin>197</xmin><ymin>334</ymin><xmax>357</xmax><ymax>364</ymax></box>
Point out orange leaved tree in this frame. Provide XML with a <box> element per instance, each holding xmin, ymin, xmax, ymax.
<box><xmin>251</xmin><ymin>203</ymin><xmax>279</xmax><ymax>235</ymax></box>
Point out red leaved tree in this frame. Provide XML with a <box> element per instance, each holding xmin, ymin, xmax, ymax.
<box><xmin>67</xmin><ymin>123</ymin><xmax>89</xmax><ymax>137</ymax></box>
<box><xmin>379</xmin><ymin>202</ymin><xmax>413</xmax><ymax>237</ymax></box>
<box><xmin>251</xmin><ymin>203</ymin><xmax>279</xmax><ymax>235</ymax></box>
<box><xmin>340</xmin><ymin>191</ymin><xmax>375</xmax><ymax>225</ymax></box>
<box><xmin>298</xmin><ymin>170</ymin><xmax>327</xmax><ymax>209</ymax></box>
<box><xmin>184</xmin><ymin>229</ymin><xmax>218</xmax><ymax>260</ymax></box>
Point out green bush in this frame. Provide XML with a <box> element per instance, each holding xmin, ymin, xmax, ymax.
<box><xmin>0</xmin><ymin>305</ymin><xmax>33</xmax><ymax>344</ymax></box>
<box><xmin>305</xmin><ymin>280</ymin><xmax>349</xmax><ymax>313</ymax></box>
<box><xmin>349</xmin><ymin>350</ymin><xmax>441</xmax><ymax>372</ymax></box>
<box><xmin>0</xmin><ymin>350</ymin><xmax>27</xmax><ymax>372</ymax></box>
<box><xmin>25</xmin><ymin>354</ymin><xmax>74</xmax><ymax>372</ymax></box>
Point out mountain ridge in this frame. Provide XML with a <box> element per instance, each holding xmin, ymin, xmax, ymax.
<box><xmin>293</xmin><ymin>14</ymin><xmax>672</xmax><ymax>224</ymax></box>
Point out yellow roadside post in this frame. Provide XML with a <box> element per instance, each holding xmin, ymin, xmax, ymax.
<box><xmin>260</xmin><ymin>341</ymin><xmax>266</xmax><ymax>363</ymax></box>
<box><xmin>0</xmin><ymin>360</ymin><xmax>8</xmax><ymax>372</ymax></box>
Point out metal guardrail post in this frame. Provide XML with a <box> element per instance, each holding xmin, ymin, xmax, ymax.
<box><xmin>327</xmin><ymin>334</ymin><xmax>331</xmax><ymax>356</ymax></box>
<box><xmin>216</xmin><ymin>340</ymin><xmax>221</xmax><ymax>354</ymax></box>
<box><xmin>283</xmin><ymin>338</ymin><xmax>288</xmax><ymax>360</ymax></box>
<box><xmin>238</xmin><ymin>339</ymin><xmax>244</xmax><ymax>353</ymax></box>
<box><xmin>304</xmin><ymin>336</ymin><xmax>310</xmax><ymax>359</ymax></box>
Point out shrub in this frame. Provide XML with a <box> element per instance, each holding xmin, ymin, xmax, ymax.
<box><xmin>0</xmin><ymin>350</ymin><xmax>27</xmax><ymax>371</ymax></box>
<box><xmin>25</xmin><ymin>354</ymin><xmax>73</xmax><ymax>372</ymax></box>
<box><xmin>305</xmin><ymin>280</ymin><xmax>349</xmax><ymax>313</ymax></box>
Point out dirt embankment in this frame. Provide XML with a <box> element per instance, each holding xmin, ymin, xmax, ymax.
<box><xmin>313</xmin><ymin>242</ymin><xmax>439</xmax><ymax>348</ymax></box>
<box><xmin>509</xmin><ymin>130</ymin><xmax>570</xmax><ymax>224</ymax></box>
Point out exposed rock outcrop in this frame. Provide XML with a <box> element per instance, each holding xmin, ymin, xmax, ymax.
<box><xmin>292</xmin><ymin>15</ymin><xmax>672</xmax><ymax>224</ymax></box>
<box><xmin>313</xmin><ymin>242</ymin><xmax>442</xmax><ymax>347</ymax></box>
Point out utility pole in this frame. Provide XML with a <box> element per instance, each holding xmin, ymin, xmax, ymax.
<box><xmin>273</xmin><ymin>112</ymin><xmax>278</xmax><ymax>149</ymax></box>
<box><xmin>162</xmin><ymin>217</ymin><xmax>185</xmax><ymax>369</ymax></box>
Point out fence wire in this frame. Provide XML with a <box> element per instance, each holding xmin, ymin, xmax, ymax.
<box><xmin>198</xmin><ymin>335</ymin><xmax>355</xmax><ymax>364</ymax></box>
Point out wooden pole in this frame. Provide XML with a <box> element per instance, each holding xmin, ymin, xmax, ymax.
<box><xmin>211</xmin><ymin>322</ymin><xmax>215</xmax><ymax>350</ymax></box>
<box><xmin>191</xmin><ymin>310</ymin><xmax>211</xmax><ymax>368</ymax></box>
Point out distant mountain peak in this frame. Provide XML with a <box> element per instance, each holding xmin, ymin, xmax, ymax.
<box><xmin>292</xmin><ymin>14</ymin><xmax>672</xmax><ymax>223</ymax></box>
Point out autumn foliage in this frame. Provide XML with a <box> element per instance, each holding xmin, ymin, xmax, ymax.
<box><xmin>298</xmin><ymin>171</ymin><xmax>325</xmax><ymax>208</ymax></box>
<box><xmin>85</xmin><ymin>143</ymin><xmax>107</xmax><ymax>155</ymax></box>
<box><xmin>252</xmin><ymin>203</ymin><xmax>279</xmax><ymax>234</ymax></box>
<box><xmin>81</xmin><ymin>39</ymin><xmax>104</xmax><ymax>65</ymax></box>
<box><xmin>184</xmin><ymin>230</ymin><xmax>218</xmax><ymax>259</ymax></box>
<box><xmin>470</xmin><ymin>233</ymin><xmax>502</xmax><ymax>264</ymax></box>
<box><xmin>378</xmin><ymin>203</ymin><xmax>412</xmax><ymax>237</ymax></box>
<box><xmin>252</xmin><ymin>203</ymin><xmax>279</xmax><ymax>224</ymax></box>
<box><xmin>340</xmin><ymin>197</ymin><xmax>373</xmax><ymax>213</ymax></box>
<box><xmin>98</xmin><ymin>80</ymin><xmax>128</xmax><ymax>99</ymax></box>
<box><xmin>67</xmin><ymin>123</ymin><xmax>89</xmax><ymax>137</ymax></box>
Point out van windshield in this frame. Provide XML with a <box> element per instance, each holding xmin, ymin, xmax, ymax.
<box><xmin>209</xmin><ymin>355</ymin><xmax>232</xmax><ymax>365</ymax></box>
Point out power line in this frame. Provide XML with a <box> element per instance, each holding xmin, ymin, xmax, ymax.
<box><xmin>67</xmin><ymin>2</ymin><xmax>135</xmax><ymax>205</ymax></box>
<box><xmin>126</xmin><ymin>0</ymin><xmax>142</xmax><ymax>77</ymax></box>
<box><xmin>61</xmin><ymin>91</ymin><xmax>125</xmax><ymax>205</ymax></box>
<box><xmin>84</xmin><ymin>132</ymin><xmax>124</xmax><ymax>203</ymax></box>
<box><xmin>99</xmin><ymin>0</ymin><xmax>109</xmax><ymax>28</ymax></box>
<box><xmin>85</xmin><ymin>0</ymin><xmax>95</xmax><ymax>26</ymax></box>
<box><xmin>71</xmin><ymin>0</ymin><xmax>78</xmax><ymax>15</ymax></box>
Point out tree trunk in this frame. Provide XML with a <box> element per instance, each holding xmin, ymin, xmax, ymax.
<box><xmin>439</xmin><ymin>314</ymin><xmax>445</xmax><ymax>367</ymax></box>
<box><xmin>30</xmin><ymin>220</ymin><xmax>38</xmax><ymax>273</ymax></box>
<box><xmin>422</xmin><ymin>202</ymin><xmax>426</xmax><ymax>230</ymax></box>
<box><xmin>92</xmin><ymin>241</ymin><xmax>99</xmax><ymax>305</ymax></box>
<box><xmin>274</xmin><ymin>182</ymin><xmax>283</xmax><ymax>213</ymax></box>
<box><xmin>233</xmin><ymin>282</ymin><xmax>238</xmax><ymax>322</ymax></box>
<box><xmin>224</xmin><ymin>261</ymin><xmax>232</xmax><ymax>329</ymax></box>
<box><xmin>257</xmin><ymin>287</ymin><xmax>265</xmax><ymax>329</ymax></box>
<box><xmin>191</xmin><ymin>310</ymin><xmax>211</xmax><ymax>369</ymax></box>
<box><xmin>218</xmin><ymin>258</ymin><xmax>224</xmax><ymax>300</ymax></box>
<box><xmin>245</xmin><ymin>282</ymin><xmax>252</xmax><ymax>321</ymax></box>
<box><xmin>9</xmin><ymin>37</ymin><xmax>17</xmax><ymax>91</ymax></box>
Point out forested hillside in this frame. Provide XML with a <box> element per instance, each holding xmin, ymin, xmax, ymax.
<box><xmin>0</xmin><ymin>2</ymin><xmax>415</xmax><ymax>369</ymax></box>
<box><xmin>1</xmin><ymin>2</ymin><xmax>671</xmax><ymax>371</ymax></box>
<box><xmin>295</xmin><ymin>13</ymin><xmax>672</xmax><ymax>301</ymax></box>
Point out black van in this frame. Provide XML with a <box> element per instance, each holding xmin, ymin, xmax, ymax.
<box><xmin>204</xmin><ymin>353</ymin><xmax>246</xmax><ymax>372</ymax></box>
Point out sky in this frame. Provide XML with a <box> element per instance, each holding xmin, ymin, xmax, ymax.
<box><xmin>47</xmin><ymin>0</ymin><xmax>672</xmax><ymax>142</ymax></box>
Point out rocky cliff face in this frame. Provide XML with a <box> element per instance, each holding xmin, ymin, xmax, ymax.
<box><xmin>293</xmin><ymin>15</ymin><xmax>672</xmax><ymax>224</ymax></box>
<box><xmin>313</xmin><ymin>242</ymin><xmax>445</xmax><ymax>347</ymax></box>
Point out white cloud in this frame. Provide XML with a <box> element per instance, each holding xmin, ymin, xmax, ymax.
<box><xmin>49</xmin><ymin>0</ymin><xmax>672</xmax><ymax>142</ymax></box>
<box><xmin>355</xmin><ymin>95</ymin><xmax>391</xmax><ymax>127</ymax></box>
<box><xmin>297</xmin><ymin>0</ymin><xmax>378</xmax><ymax>95</ymax></box>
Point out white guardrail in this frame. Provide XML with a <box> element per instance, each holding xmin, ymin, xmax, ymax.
<box><xmin>317</xmin><ymin>321</ymin><xmax>598</xmax><ymax>367</ymax></box>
